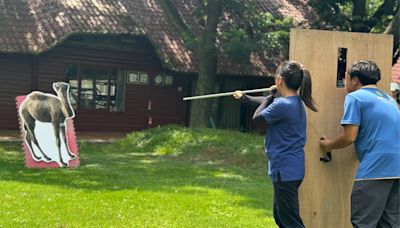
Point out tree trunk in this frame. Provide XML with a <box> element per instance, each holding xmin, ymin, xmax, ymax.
<box><xmin>189</xmin><ymin>0</ymin><xmax>222</xmax><ymax>128</ymax></box>
<box><xmin>382</xmin><ymin>0</ymin><xmax>393</xmax><ymax>15</ymax></box>
<box><xmin>384</xmin><ymin>7</ymin><xmax>400</xmax><ymax>62</ymax></box>
<box><xmin>352</xmin><ymin>0</ymin><xmax>368</xmax><ymax>32</ymax></box>
<box><xmin>384</xmin><ymin>7</ymin><xmax>400</xmax><ymax>46</ymax></box>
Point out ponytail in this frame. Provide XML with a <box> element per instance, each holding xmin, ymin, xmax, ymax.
<box><xmin>299</xmin><ymin>69</ymin><xmax>318</xmax><ymax>112</ymax></box>
<box><xmin>277</xmin><ymin>61</ymin><xmax>318</xmax><ymax>112</ymax></box>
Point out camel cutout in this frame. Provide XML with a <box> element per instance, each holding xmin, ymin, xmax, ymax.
<box><xmin>19</xmin><ymin>82</ymin><xmax>77</xmax><ymax>167</ymax></box>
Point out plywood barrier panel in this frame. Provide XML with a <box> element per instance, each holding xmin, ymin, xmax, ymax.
<box><xmin>289</xmin><ymin>29</ymin><xmax>393</xmax><ymax>228</ymax></box>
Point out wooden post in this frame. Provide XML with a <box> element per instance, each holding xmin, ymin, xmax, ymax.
<box><xmin>290</xmin><ymin>29</ymin><xmax>393</xmax><ymax>228</ymax></box>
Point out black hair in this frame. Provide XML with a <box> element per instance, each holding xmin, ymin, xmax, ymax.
<box><xmin>276</xmin><ymin>61</ymin><xmax>317</xmax><ymax>112</ymax></box>
<box><xmin>347</xmin><ymin>60</ymin><xmax>381</xmax><ymax>85</ymax></box>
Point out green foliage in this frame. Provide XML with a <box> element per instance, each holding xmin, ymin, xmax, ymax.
<box><xmin>0</xmin><ymin>126</ymin><xmax>274</xmax><ymax>227</ymax></box>
<box><xmin>251</xmin><ymin>13</ymin><xmax>294</xmax><ymax>60</ymax></box>
<box><xmin>181</xmin><ymin>30</ymin><xmax>199</xmax><ymax>51</ymax></box>
<box><xmin>219</xmin><ymin>13</ymin><xmax>293</xmax><ymax>63</ymax></box>
<box><xmin>370</xmin><ymin>13</ymin><xmax>394</xmax><ymax>33</ymax></box>
<box><xmin>219</xmin><ymin>10</ymin><xmax>294</xmax><ymax>64</ymax></box>
<box><xmin>180</xmin><ymin>0</ymin><xmax>294</xmax><ymax>65</ymax></box>
<box><xmin>310</xmin><ymin>0</ymin><xmax>398</xmax><ymax>33</ymax></box>
<box><xmin>219</xmin><ymin>28</ymin><xmax>254</xmax><ymax>63</ymax></box>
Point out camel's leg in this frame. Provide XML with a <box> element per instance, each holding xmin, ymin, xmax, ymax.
<box><xmin>27</xmin><ymin>124</ymin><xmax>51</xmax><ymax>162</ymax></box>
<box><xmin>24</xmin><ymin>124</ymin><xmax>41</xmax><ymax>160</ymax></box>
<box><xmin>21</xmin><ymin>112</ymin><xmax>50</xmax><ymax>161</ymax></box>
<box><xmin>60</xmin><ymin>123</ymin><xmax>76</xmax><ymax>160</ymax></box>
<box><xmin>53</xmin><ymin>122</ymin><xmax>68</xmax><ymax>167</ymax></box>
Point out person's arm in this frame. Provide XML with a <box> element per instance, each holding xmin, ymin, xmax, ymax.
<box><xmin>233</xmin><ymin>85</ymin><xmax>278</xmax><ymax>106</ymax></box>
<box><xmin>252</xmin><ymin>95</ymin><xmax>275</xmax><ymax>123</ymax></box>
<box><xmin>320</xmin><ymin>93</ymin><xmax>361</xmax><ymax>152</ymax></box>
<box><xmin>240</xmin><ymin>94</ymin><xmax>268</xmax><ymax>106</ymax></box>
<box><xmin>320</xmin><ymin>125</ymin><xmax>359</xmax><ymax>152</ymax></box>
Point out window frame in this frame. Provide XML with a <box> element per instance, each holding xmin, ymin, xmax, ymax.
<box><xmin>65</xmin><ymin>63</ymin><xmax>125</xmax><ymax>112</ymax></box>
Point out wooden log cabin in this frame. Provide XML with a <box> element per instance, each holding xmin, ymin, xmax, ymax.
<box><xmin>0</xmin><ymin>0</ymin><xmax>314</xmax><ymax>132</ymax></box>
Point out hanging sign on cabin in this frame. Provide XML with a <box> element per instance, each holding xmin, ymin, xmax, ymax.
<box><xmin>15</xmin><ymin>82</ymin><xmax>79</xmax><ymax>168</ymax></box>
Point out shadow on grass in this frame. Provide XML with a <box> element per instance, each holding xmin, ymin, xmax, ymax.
<box><xmin>0</xmin><ymin>141</ymin><xmax>272</xmax><ymax>216</ymax></box>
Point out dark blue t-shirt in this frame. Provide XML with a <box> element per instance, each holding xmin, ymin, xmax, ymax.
<box><xmin>260</xmin><ymin>96</ymin><xmax>306</xmax><ymax>182</ymax></box>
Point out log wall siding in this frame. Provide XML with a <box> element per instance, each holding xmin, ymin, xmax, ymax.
<box><xmin>0</xmin><ymin>43</ymin><xmax>270</xmax><ymax>132</ymax></box>
<box><xmin>36</xmin><ymin>46</ymin><xmax>189</xmax><ymax>132</ymax></box>
<box><xmin>0</xmin><ymin>55</ymin><xmax>32</xmax><ymax>130</ymax></box>
<box><xmin>0</xmin><ymin>45</ymin><xmax>189</xmax><ymax>132</ymax></box>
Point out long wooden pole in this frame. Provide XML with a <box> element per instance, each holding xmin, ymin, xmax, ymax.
<box><xmin>183</xmin><ymin>87</ymin><xmax>274</xmax><ymax>101</ymax></box>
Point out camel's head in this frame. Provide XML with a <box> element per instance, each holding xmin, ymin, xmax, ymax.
<box><xmin>53</xmin><ymin>82</ymin><xmax>75</xmax><ymax>118</ymax></box>
<box><xmin>53</xmin><ymin>82</ymin><xmax>70</xmax><ymax>95</ymax></box>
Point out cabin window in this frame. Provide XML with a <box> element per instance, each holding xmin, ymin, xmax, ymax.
<box><xmin>64</xmin><ymin>64</ymin><xmax>125</xmax><ymax>112</ymax></box>
<box><xmin>154</xmin><ymin>73</ymin><xmax>173</xmax><ymax>86</ymax></box>
<box><xmin>127</xmin><ymin>72</ymin><xmax>139</xmax><ymax>83</ymax></box>
<box><xmin>165</xmin><ymin>75</ymin><xmax>173</xmax><ymax>85</ymax></box>
<box><xmin>154</xmin><ymin>74</ymin><xmax>164</xmax><ymax>85</ymax></box>
<box><xmin>127</xmin><ymin>71</ymin><xmax>149</xmax><ymax>84</ymax></box>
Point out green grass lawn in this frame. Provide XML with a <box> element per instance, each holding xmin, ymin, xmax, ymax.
<box><xmin>0</xmin><ymin>125</ymin><xmax>276</xmax><ymax>227</ymax></box>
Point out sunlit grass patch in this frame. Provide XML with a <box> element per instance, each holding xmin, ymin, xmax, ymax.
<box><xmin>0</xmin><ymin>126</ymin><xmax>275</xmax><ymax>227</ymax></box>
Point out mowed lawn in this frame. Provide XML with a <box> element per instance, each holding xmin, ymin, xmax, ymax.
<box><xmin>0</xmin><ymin>126</ymin><xmax>276</xmax><ymax>227</ymax></box>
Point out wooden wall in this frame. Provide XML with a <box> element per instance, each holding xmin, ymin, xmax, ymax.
<box><xmin>0</xmin><ymin>55</ymin><xmax>32</xmax><ymax>130</ymax></box>
<box><xmin>0</xmin><ymin>35</ymin><xmax>270</xmax><ymax>132</ymax></box>
<box><xmin>290</xmin><ymin>29</ymin><xmax>393</xmax><ymax>228</ymax></box>
<box><xmin>37</xmin><ymin>45</ymin><xmax>189</xmax><ymax>132</ymax></box>
<box><xmin>0</xmin><ymin>36</ymin><xmax>190</xmax><ymax>132</ymax></box>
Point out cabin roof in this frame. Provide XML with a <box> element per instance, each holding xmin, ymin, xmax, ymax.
<box><xmin>0</xmin><ymin>0</ymin><xmax>315</xmax><ymax>76</ymax></box>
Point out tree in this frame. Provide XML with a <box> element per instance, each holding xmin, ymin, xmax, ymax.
<box><xmin>160</xmin><ymin>0</ymin><xmax>293</xmax><ymax>127</ymax></box>
<box><xmin>310</xmin><ymin>0</ymin><xmax>399</xmax><ymax>58</ymax></box>
<box><xmin>384</xmin><ymin>4</ymin><xmax>400</xmax><ymax>55</ymax></box>
<box><xmin>160</xmin><ymin>0</ymin><xmax>398</xmax><ymax>128</ymax></box>
<box><xmin>310</xmin><ymin>0</ymin><xmax>398</xmax><ymax>31</ymax></box>
<box><xmin>186</xmin><ymin>0</ymin><xmax>222</xmax><ymax>128</ymax></box>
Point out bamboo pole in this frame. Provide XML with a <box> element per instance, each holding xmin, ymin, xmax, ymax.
<box><xmin>183</xmin><ymin>87</ymin><xmax>274</xmax><ymax>101</ymax></box>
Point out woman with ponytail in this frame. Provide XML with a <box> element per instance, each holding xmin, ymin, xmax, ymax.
<box><xmin>233</xmin><ymin>60</ymin><xmax>317</xmax><ymax>228</ymax></box>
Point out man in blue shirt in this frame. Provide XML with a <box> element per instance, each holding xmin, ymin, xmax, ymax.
<box><xmin>320</xmin><ymin>60</ymin><xmax>400</xmax><ymax>227</ymax></box>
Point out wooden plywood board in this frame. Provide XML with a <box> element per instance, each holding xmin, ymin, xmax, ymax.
<box><xmin>289</xmin><ymin>29</ymin><xmax>393</xmax><ymax>228</ymax></box>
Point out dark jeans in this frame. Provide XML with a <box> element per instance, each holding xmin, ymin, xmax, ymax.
<box><xmin>351</xmin><ymin>179</ymin><xmax>400</xmax><ymax>228</ymax></box>
<box><xmin>273</xmin><ymin>179</ymin><xmax>305</xmax><ymax>228</ymax></box>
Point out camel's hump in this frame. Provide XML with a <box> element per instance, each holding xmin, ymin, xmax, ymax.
<box><xmin>28</xmin><ymin>91</ymin><xmax>58</xmax><ymax>101</ymax></box>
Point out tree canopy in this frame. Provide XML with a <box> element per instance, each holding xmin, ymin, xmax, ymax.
<box><xmin>178</xmin><ymin>0</ymin><xmax>296</xmax><ymax>127</ymax></box>
<box><xmin>163</xmin><ymin>0</ymin><xmax>399</xmax><ymax>128</ymax></box>
<box><xmin>310</xmin><ymin>0</ymin><xmax>399</xmax><ymax>50</ymax></box>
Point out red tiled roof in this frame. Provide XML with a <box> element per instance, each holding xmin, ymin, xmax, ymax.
<box><xmin>392</xmin><ymin>58</ymin><xmax>400</xmax><ymax>84</ymax></box>
<box><xmin>0</xmin><ymin>0</ymin><xmax>314</xmax><ymax>76</ymax></box>
<box><xmin>257</xmin><ymin>0</ymin><xmax>315</xmax><ymax>23</ymax></box>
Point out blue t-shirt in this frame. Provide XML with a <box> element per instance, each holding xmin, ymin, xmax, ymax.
<box><xmin>261</xmin><ymin>96</ymin><xmax>306</xmax><ymax>182</ymax></box>
<box><xmin>341</xmin><ymin>88</ymin><xmax>400</xmax><ymax>180</ymax></box>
